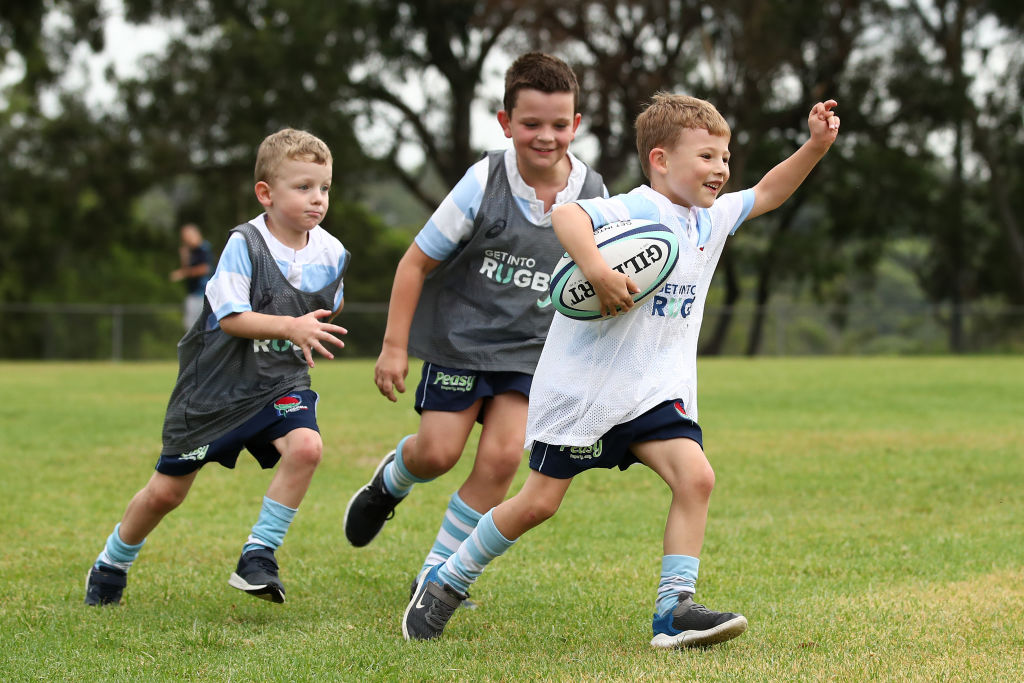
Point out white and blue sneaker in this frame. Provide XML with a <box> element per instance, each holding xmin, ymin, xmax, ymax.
<box><xmin>651</xmin><ymin>594</ymin><xmax>747</xmax><ymax>648</ymax></box>
<box><xmin>402</xmin><ymin>564</ymin><xmax>467</xmax><ymax>640</ymax></box>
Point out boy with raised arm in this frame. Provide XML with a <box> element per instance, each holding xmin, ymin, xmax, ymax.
<box><xmin>85</xmin><ymin>128</ymin><xmax>348</xmax><ymax>606</ymax></box>
<box><xmin>343</xmin><ymin>53</ymin><xmax>605</xmax><ymax>595</ymax></box>
<box><xmin>402</xmin><ymin>94</ymin><xmax>841</xmax><ymax>647</ymax></box>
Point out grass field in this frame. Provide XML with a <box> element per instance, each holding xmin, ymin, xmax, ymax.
<box><xmin>1</xmin><ymin>357</ymin><xmax>1022</xmax><ymax>681</ymax></box>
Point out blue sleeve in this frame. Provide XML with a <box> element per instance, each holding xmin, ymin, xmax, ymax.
<box><xmin>729</xmin><ymin>189</ymin><xmax>756</xmax><ymax>235</ymax></box>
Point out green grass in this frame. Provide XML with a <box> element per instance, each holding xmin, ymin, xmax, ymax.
<box><xmin>1</xmin><ymin>357</ymin><xmax>1022</xmax><ymax>681</ymax></box>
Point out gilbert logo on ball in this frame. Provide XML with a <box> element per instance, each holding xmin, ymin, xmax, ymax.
<box><xmin>549</xmin><ymin>219</ymin><xmax>680</xmax><ymax>321</ymax></box>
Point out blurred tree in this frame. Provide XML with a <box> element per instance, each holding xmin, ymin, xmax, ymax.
<box><xmin>342</xmin><ymin>0</ymin><xmax>527</xmax><ymax>210</ymax></box>
<box><xmin>0</xmin><ymin>1</ymin><xmax>103</xmax><ymax>92</ymax></box>
<box><xmin>895</xmin><ymin>0</ymin><xmax>1024</xmax><ymax>349</ymax></box>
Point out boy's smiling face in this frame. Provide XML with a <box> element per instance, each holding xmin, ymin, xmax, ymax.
<box><xmin>498</xmin><ymin>88</ymin><xmax>580</xmax><ymax>177</ymax></box>
<box><xmin>256</xmin><ymin>157</ymin><xmax>332</xmax><ymax>243</ymax></box>
<box><xmin>650</xmin><ymin>128</ymin><xmax>731</xmax><ymax>208</ymax></box>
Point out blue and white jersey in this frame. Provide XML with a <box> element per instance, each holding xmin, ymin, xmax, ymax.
<box><xmin>414</xmin><ymin>149</ymin><xmax>605</xmax><ymax>261</ymax></box>
<box><xmin>205</xmin><ymin>214</ymin><xmax>347</xmax><ymax>327</ymax></box>
<box><xmin>525</xmin><ymin>185</ymin><xmax>755</xmax><ymax>447</ymax></box>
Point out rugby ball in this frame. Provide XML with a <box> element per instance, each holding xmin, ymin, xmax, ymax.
<box><xmin>550</xmin><ymin>218</ymin><xmax>679</xmax><ymax>321</ymax></box>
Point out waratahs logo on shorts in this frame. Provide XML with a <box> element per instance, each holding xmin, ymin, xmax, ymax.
<box><xmin>273</xmin><ymin>394</ymin><xmax>308</xmax><ymax>416</ymax></box>
<box><xmin>560</xmin><ymin>440</ymin><xmax>603</xmax><ymax>461</ymax></box>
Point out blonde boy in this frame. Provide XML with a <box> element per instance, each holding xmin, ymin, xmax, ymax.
<box><xmin>86</xmin><ymin>128</ymin><xmax>348</xmax><ymax>606</ymax></box>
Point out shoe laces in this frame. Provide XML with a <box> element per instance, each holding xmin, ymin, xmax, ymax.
<box><xmin>247</xmin><ymin>553</ymin><xmax>279</xmax><ymax>576</ymax></box>
<box><xmin>364</xmin><ymin>480</ymin><xmax>400</xmax><ymax>517</ymax></box>
<box><xmin>424</xmin><ymin>591</ymin><xmax>458</xmax><ymax>629</ymax></box>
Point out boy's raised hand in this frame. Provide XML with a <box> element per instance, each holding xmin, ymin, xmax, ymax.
<box><xmin>808</xmin><ymin>99</ymin><xmax>840</xmax><ymax>147</ymax></box>
<box><xmin>289</xmin><ymin>309</ymin><xmax>347</xmax><ymax>368</ymax></box>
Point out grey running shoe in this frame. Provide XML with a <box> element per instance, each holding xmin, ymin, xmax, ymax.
<box><xmin>402</xmin><ymin>564</ymin><xmax>467</xmax><ymax>640</ymax></box>
<box><xmin>650</xmin><ymin>594</ymin><xmax>747</xmax><ymax>648</ymax></box>
<box><xmin>410</xmin><ymin>570</ymin><xmax>478</xmax><ymax>609</ymax></box>
<box><xmin>228</xmin><ymin>547</ymin><xmax>285</xmax><ymax>603</ymax></box>
<box><xmin>344</xmin><ymin>450</ymin><xmax>404</xmax><ymax>547</ymax></box>
<box><xmin>84</xmin><ymin>565</ymin><xmax>127</xmax><ymax>606</ymax></box>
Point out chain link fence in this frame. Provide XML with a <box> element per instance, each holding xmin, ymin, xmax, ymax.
<box><xmin>1</xmin><ymin>301</ymin><xmax>1022</xmax><ymax>360</ymax></box>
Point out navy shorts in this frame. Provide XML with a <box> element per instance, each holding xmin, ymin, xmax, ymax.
<box><xmin>414</xmin><ymin>362</ymin><xmax>532</xmax><ymax>424</ymax></box>
<box><xmin>528</xmin><ymin>399</ymin><xmax>703</xmax><ymax>479</ymax></box>
<box><xmin>156</xmin><ymin>389</ymin><xmax>320</xmax><ymax>476</ymax></box>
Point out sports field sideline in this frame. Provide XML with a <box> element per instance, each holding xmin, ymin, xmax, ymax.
<box><xmin>1</xmin><ymin>357</ymin><xmax>1021</xmax><ymax>681</ymax></box>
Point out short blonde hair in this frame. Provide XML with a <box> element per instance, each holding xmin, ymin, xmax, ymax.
<box><xmin>635</xmin><ymin>94</ymin><xmax>730</xmax><ymax>179</ymax></box>
<box><xmin>254</xmin><ymin>128</ymin><xmax>332</xmax><ymax>183</ymax></box>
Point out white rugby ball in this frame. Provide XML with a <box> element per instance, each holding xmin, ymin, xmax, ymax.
<box><xmin>550</xmin><ymin>218</ymin><xmax>680</xmax><ymax>321</ymax></box>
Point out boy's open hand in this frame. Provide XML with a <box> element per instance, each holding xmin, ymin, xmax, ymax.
<box><xmin>374</xmin><ymin>343</ymin><xmax>409</xmax><ymax>402</ymax></box>
<box><xmin>587</xmin><ymin>266</ymin><xmax>640</xmax><ymax>319</ymax></box>
<box><xmin>808</xmin><ymin>100</ymin><xmax>840</xmax><ymax>148</ymax></box>
<box><xmin>289</xmin><ymin>309</ymin><xmax>347</xmax><ymax>368</ymax></box>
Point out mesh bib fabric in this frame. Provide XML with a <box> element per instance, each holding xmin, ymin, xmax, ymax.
<box><xmin>161</xmin><ymin>222</ymin><xmax>344</xmax><ymax>454</ymax></box>
<box><xmin>526</xmin><ymin>189</ymin><xmax>750</xmax><ymax>447</ymax></box>
<box><xmin>408</xmin><ymin>151</ymin><xmax>605</xmax><ymax>373</ymax></box>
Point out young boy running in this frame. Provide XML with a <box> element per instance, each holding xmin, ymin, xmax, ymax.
<box><xmin>85</xmin><ymin>128</ymin><xmax>348</xmax><ymax>606</ymax></box>
<box><xmin>343</xmin><ymin>53</ymin><xmax>605</xmax><ymax>592</ymax></box>
<box><xmin>402</xmin><ymin>94</ymin><xmax>841</xmax><ymax>647</ymax></box>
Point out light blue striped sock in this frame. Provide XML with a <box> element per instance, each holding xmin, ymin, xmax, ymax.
<box><xmin>421</xmin><ymin>491</ymin><xmax>483</xmax><ymax>575</ymax></box>
<box><xmin>437</xmin><ymin>509</ymin><xmax>515</xmax><ymax>594</ymax></box>
<box><xmin>243</xmin><ymin>496</ymin><xmax>297</xmax><ymax>553</ymax></box>
<box><xmin>655</xmin><ymin>554</ymin><xmax>700</xmax><ymax>615</ymax></box>
<box><xmin>382</xmin><ymin>435</ymin><xmax>431</xmax><ymax>498</ymax></box>
<box><xmin>95</xmin><ymin>523</ymin><xmax>145</xmax><ymax>572</ymax></box>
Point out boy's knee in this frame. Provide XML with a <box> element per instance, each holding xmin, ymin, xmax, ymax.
<box><xmin>689</xmin><ymin>461</ymin><xmax>716</xmax><ymax>500</ymax></box>
<box><xmin>522</xmin><ymin>496</ymin><xmax>561</xmax><ymax>526</ymax></box>
<box><xmin>411</xmin><ymin>441</ymin><xmax>460</xmax><ymax>475</ymax></box>
<box><xmin>477</xmin><ymin>446</ymin><xmax>524</xmax><ymax>483</ymax></box>
<box><xmin>282</xmin><ymin>430</ymin><xmax>323</xmax><ymax>469</ymax></box>
<box><xmin>144</xmin><ymin>479</ymin><xmax>189</xmax><ymax>513</ymax></box>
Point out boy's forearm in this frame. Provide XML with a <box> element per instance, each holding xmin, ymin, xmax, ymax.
<box><xmin>381</xmin><ymin>244</ymin><xmax>437</xmax><ymax>351</ymax></box>
<box><xmin>750</xmin><ymin>139</ymin><xmax>832</xmax><ymax>218</ymax></box>
<box><xmin>552</xmin><ymin>204</ymin><xmax>604</xmax><ymax>278</ymax></box>
<box><xmin>218</xmin><ymin>311</ymin><xmax>294</xmax><ymax>340</ymax></box>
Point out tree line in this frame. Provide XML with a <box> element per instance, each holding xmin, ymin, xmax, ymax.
<box><xmin>1</xmin><ymin>0</ymin><xmax>1021</xmax><ymax>357</ymax></box>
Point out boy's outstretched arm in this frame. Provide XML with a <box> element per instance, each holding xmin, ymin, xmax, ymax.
<box><xmin>748</xmin><ymin>100</ymin><xmax>841</xmax><ymax>220</ymax></box>
<box><xmin>219</xmin><ymin>310</ymin><xmax>347</xmax><ymax>369</ymax></box>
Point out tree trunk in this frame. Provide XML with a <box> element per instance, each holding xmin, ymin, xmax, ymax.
<box><xmin>700</xmin><ymin>251</ymin><xmax>740</xmax><ymax>355</ymax></box>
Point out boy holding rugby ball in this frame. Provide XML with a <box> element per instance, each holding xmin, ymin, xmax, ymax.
<box><xmin>403</xmin><ymin>94</ymin><xmax>840</xmax><ymax>648</ymax></box>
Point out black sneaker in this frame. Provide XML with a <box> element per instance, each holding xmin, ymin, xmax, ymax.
<box><xmin>344</xmin><ymin>450</ymin><xmax>404</xmax><ymax>547</ymax></box>
<box><xmin>650</xmin><ymin>594</ymin><xmax>747</xmax><ymax>648</ymax></box>
<box><xmin>228</xmin><ymin>547</ymin><xmax>285</xmax><ymax>603</ymax></box>
<box><xmin>84</xmin><ymin>565</ymin><xmax>127</xmax><ymax>606</ymax></box>
<box><xmin>402</xmin><ymin>564</ymin><xmax>467</xmax><ymax>640</ymax></box>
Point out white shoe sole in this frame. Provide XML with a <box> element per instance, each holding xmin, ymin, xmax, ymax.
<box><xmin>228</xmin><ymin>572</ymin><xmax>285</xmax><ymax>603</ymax></box>
<box><xmin>650</xmin><ymin>615</ymin><xmax>748</xmax><ymax>649</ymax></box>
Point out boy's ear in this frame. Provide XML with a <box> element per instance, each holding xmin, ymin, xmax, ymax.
<box><xmin>648</xmin><ymin>148</ymin><xmax>668</xmax><ymax>175</ymax></box>
<box><xmin>254</xmin><ymin>180</ymin><xmax>273</xmax><ymax>208</ymax></box>
<box><xmin>497</xmin><ymin>110</ymin><xmax>513</xmax><ymax>138</ymax></box>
